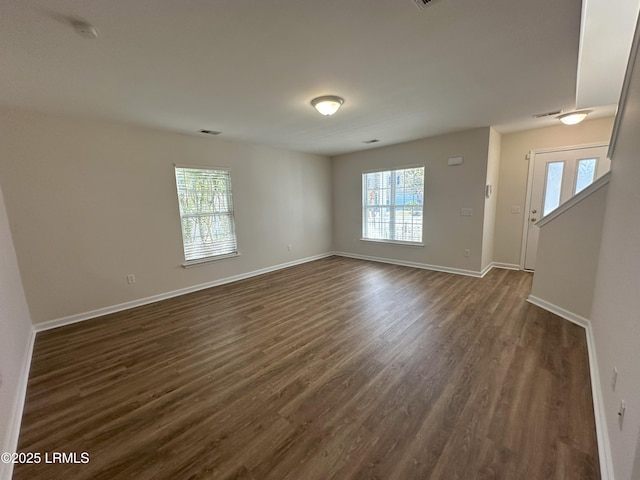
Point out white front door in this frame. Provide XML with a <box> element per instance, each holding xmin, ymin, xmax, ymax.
<box><xmin>523</xmin><ymin>145</ymin><xmax>610</xmax><ymax>270</ymax></box>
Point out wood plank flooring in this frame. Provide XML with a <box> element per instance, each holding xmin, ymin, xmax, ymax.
<box><xmin>14</xmin><ymin>256</ymin><xmax>600</xmax><ymax>479</ymax></box>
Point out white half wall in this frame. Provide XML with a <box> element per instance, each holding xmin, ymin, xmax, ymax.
<box><xmin>530</xmin><ymin>182</ymin><xmax>608</xmax><ymax>319</ymax></box>
<box><xmin>0</xmin><ymin>109</ymin><xmax>333</xmax><ymax>325</ymax></box>
<box><xmin>0</xmin><ymin>183</ymin><xmax>34</xmax><ymax>480</ymax></box>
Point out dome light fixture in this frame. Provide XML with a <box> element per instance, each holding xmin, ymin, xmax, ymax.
<box><xmin>311</xmin><ymin>95</ymin><xmax>344</xmax><ymax>116</ymax></box>
<box><xmin>558</xmin><ymin>110</ymin><xmax>592</xmax><ymax>125</ymax></box>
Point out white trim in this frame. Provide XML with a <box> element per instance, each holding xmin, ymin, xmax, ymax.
<box><xmin>182</xmin><ymin>251</ymin><xmax>241</xmax><ymax>268</ymax></box>
<box><xmin>491</xmin><ymin>262</ymin><xmax>521</xmax><ymax>270</ymax></box>
<box><xmin>359</xmin><ymin>238</ymin><xmax>424</xmax><ymax>247</ymax></box>
<box><xmin>34</xmin><ymin>253</ymin><xmax>333</xmax><ymax>332</ymax></box>
<box><xmin>479</xmin><ymin>263</ymin><xmax>493</xmax><ymax>278</ymax></box>
<box><xmin>1</xmin><ymin>328</ymin><xmax>36</xmax><ymax>480</ymax></box>
<box><xmin>526</xmin><ymin>142</ymin><xmax>611</xmax><ymax>156</ymax></box>
<box><xmin>521</xmin><ymin>150</ymin><xmax>535</xmax><ymax>269</ymax></box>
<box><xmin>334</xmin><ymin>251</ymin><xmax>485</xmax><ymax>277</ymax></box>
<box><xmin>536</xmin><ymin>172</ymin><xmax>611</xmax><ymax>227</ymax></box>
<box><xmin>526</xmin><ymin>295</ymin><xmax>590</xmax><ymax>328</ymax></box>
<box><xmin>584</xmin><ymin>320</ymin><xmax>615</xmax><ymax>480</ymax></box>
<box><xmin>526</xmin><ymin>295</ymin><xmax>614</xmax><ymax>480</ymax></box>
<box><xmin>609</xmin><ymin>12</ymin><xmax>640</xmax><ymax>160</ymax></box>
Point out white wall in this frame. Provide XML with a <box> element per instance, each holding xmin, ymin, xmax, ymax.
<box><xmin>0</xmin><ymin>183</ymin><xmax>33</xmax><ymax>480</ymax></box>
<box><xmin>589</xmin><ymin>29</ymin><xmax>640</xmax><ymax>480</ymax></box>
<box><xmin>481</xmin><ymin>128</ymin><xmax>501</xmax><ymax>271</ymax></box>
<box><xmin>0</xmin><ymin>109</ymin><xmax>333</xmax><ymax>325</ymax></box>
<box><xmin>494</xmin><ymin>117</ymin><xmax>614</xmax><ymax>266</ymax></box>
<box><xmin>332</xmin><ymin>128</ymin><xmax>491</xmax><ymax>274</ymax></box>
<box><xmin>530</xmin><ymin>183</ymin><xmax>608</xmax><ymax>319</ymax></box>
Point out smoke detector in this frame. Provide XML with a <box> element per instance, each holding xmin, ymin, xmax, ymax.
<box><xmin>412</xmin><ymin>0</ymin><xmax>441</xmax><ymax>11</ymax></box>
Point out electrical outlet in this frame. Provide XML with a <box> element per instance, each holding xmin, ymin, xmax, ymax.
<box><xmin>464</xmin><ymin>249</ymin><xmax>471</xmax><ymax>257</ymax></box>
<box><xmin>511</xmin><ymin>205</ymin><xmax>521</xmax><ymax>214</ymax></box>
<box><xmin>127</xmin><ymin>274</ymin><xmax>136</xmax><ymax>285</ymax></box>
<box><xmin>612</xmin><ymin>367</ymin><xmax>618</xmax><ymax>391</ymax></box>
<box><xmin>287</xmin><ymin>244</ymin><xmax>293</xmax><ymax>252</ymax></box>
<box><xmin>460</xmin><ymin>208</ymin><xmax>473</xmax><ymax>216</ymax></box>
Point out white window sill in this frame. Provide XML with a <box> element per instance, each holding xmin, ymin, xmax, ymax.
<box><xmin>182</xmin><ymin>252</ymin><xmax>241</xmax><ymax>268</ymax></box>
<box><xmin>360</xmin><ymin>238</ymin><xmax>424</xmax><ymax>247</ymax></box>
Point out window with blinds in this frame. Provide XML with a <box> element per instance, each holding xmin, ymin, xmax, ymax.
<box><xmin>174</xmin><ymin>166</ymin><xmax>238</xmax><ymax>264</ymax></box>
<box><xmin>362</xmin><ymin>166</ymin><xmax>425</xmax><ymax>244</ymax></box>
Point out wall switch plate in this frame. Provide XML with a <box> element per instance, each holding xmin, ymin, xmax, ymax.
<box><xmin>460</xmin><ymin>208</ymin><xmax>473</xmax><ymax>216</ymax></box>
<box><xmin>511</xmin><ymin>205</ymin><xmax>521</xmax><ymax>214</ymax></box>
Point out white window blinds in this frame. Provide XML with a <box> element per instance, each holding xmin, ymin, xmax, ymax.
<box><xmin>174</xmin><ymin>166</ymin><xmax>238</xmax><ymax>262</ymax></box>
<box><xmin>362</xmin><ymin>166</ymin><xmax>425</xmax><ymax>244</ymax></box>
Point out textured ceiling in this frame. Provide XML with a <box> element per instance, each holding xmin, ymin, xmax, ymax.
<box><xmin>0</xmin><ymin>0</ymin><xmax>633</xmax><ymax>155</ymax></box>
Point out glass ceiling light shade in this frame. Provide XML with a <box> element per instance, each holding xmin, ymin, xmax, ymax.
<box><xmin>558</xmin><ymin>110</ymin><xmax>592</xmax><ymax>125</ymax></box>
<box><xmin>311</xmin><ymin>95</ymin><xmax>344</xmax><ymax>116</ymax></box>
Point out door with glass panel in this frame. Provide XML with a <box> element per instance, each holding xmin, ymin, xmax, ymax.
<box><xmin>523</xmin><ymin>145</ymin><xmax>610</xmax><ymax>270</ymax></box>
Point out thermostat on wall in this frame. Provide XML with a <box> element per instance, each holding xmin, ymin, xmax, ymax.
<box><xmin>447</xmin><ymin>156</ymin><xmax>463</xmax><ymax>166</ymax></box>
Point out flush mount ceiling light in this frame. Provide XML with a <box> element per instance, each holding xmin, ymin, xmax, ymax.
<box><xmin>310</xmin><ymin>95</ymin><xmax>344</xmax><ymax>116</ymax></box>
<box><xmin>558</xmin><ymin>110</ymin><xmax>592</xmax><ymax>125</ymax></box>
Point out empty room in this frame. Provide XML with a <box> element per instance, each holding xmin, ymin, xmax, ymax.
<box><xmin>1</xmin><ymin>1</ymin><xmax>640</xmax><ymax>479</ymax></box>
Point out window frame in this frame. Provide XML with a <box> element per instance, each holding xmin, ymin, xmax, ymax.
<box><xmin>174</xmin><ymin>164</ymin><xmax>239</xmax><ymax>268</ymax></box>
<box><xmin>361</xmin><ymin>165</ymin><xmax>425</xmax><ymax>246</ymax></box>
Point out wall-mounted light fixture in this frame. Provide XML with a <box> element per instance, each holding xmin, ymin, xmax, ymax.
<box><xmin>558</xmin><ymin>110</ymin><xmax>592</xmax><ymax>125</ymax></box>
<box><xmin>311</xmin><ymin>95</ymin><xmax>344</xmax><ymax>116</ymax></box>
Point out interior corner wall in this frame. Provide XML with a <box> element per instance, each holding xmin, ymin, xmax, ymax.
<box><xmin>589</xmin><ymin>27</ymin><xmax>640</xmax><ymax>479</ymax></box>
<box><xmin>332</xmin><ymin>128</ymin><xmax>490</xmax><ymax>273</ymax></box>
<box><xmin>481</xmin><ymin>127</ymin><xmax>501</xmax><ymax>271</ymax></box>
<box><xmin>494</xmin><ymin>117</ymin><xmax>614</xmax><ymax>266</ymax></box>
<box><xmin>0</xmin><ymin>109</ymin><xmax>333</xmax><ymax>326</ymax></box>
<box><xmin>0</xmin><ymin>182</ymin><xmax>33</xmax><ymax>480</ymax></box>
<box><xmin>530</xmin><ymin>183</ymin><xmax>608</xmax><ymax>319</ymax></box>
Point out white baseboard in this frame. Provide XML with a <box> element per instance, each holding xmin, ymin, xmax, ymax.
<box><xmin>334</xmin><ymin>251</ymin><xmax>485</xmax><ymax>278</ymax></box>
<box><xmin>491</xmin><ymin>262</ymin><xmax>521</xmax><ymax>270</ymax></box>
<box><xmin>526</xmin><ymin>295</ymin><xmax>614</xmax><ymax>480</ymax></box>
<box><xmin>34</xmin><ymin>253</ymin><xmax>334</xmax><ymax>332</ymax></box>
<box><xmin>526</xmin><ymin>295</ymin><xmax>590</xmax><ymax>328</ymax></box>
<box><xmin>1</xmin><ymin>328</ymin><xmax>36</xmax><ymax>480</ymax></box>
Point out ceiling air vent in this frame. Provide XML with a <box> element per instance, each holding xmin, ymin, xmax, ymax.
<box><xmin>412</xmin><ymin>0</ymin><xmax>441</xmax><ymax>11</ymax></box>
<box><xmin>532</xmin><ymin>110</ymin><xmax>562</xmax><ymax>118</ymax></box>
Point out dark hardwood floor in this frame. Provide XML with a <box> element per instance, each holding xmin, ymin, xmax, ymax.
<box><xmin>14</xmin><ymin>256</ymin><xmax>600</xmax><ymax>479</ymax></box>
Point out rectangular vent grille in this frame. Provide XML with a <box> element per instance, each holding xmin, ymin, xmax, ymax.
<box><xmin>532</xmin><ymin>110</ymin><xmax>562</xmax><ymax>118</ymax></box>
<box><xmin>413</xmin><ymin>0</ymin><xmax>440</xmax><ymax>10</ymax></box>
